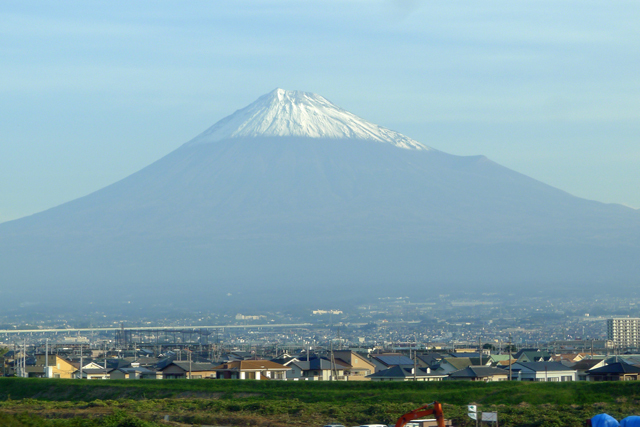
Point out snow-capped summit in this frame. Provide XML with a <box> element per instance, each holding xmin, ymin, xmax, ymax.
<box><xmin>185</xmin><ymin>88</ymin><xmax>430</xmax><ymax>150</ymax></box>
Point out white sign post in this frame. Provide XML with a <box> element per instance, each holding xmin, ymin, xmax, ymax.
<box><xmin>468</xmin><ymin>405</ymin><xmax>478</xmax><ymax>427</ymax></box>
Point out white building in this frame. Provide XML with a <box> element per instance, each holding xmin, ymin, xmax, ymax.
<box><xmin>607</xmin><ymin>318</ymin><xmax>640</xmax><ymax>348</ymax></box>
<box><xmin>510</xmin><ymin>362</ymin><xmax>577</xmax><ymax>382</ymax></box>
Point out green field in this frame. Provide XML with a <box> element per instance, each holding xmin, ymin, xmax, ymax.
<box><xmin>1</xmin><ymin>378</ymin><xmax>638</xmax><ymax>427</ymax></box>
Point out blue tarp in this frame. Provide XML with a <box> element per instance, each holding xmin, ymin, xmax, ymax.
<box><xmin>592</xmin><ymin>414</ymin><xmax>620</xmax><ymax>427</ymax></box>
<box><xmin>621</xmin><ymin>416</ymin><xmax>640</xmax><ymax>427</ymax></box>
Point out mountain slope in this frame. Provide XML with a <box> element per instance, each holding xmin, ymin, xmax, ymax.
<box><xmin>0</xmin><ymin>89</ymin><xmax>638</xmax><ymax>309</ymax></box>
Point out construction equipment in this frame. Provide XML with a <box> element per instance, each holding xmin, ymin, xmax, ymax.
<box><xmin>395</xmin><ymin>402</ymin><xmax>446</xmax><ymax>427</ymax></box>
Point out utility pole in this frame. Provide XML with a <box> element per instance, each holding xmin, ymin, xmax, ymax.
<box><xmin>24</xmin><ymin>339</ymin><xmax>27</xmax><ymax>378</ymax></box>
<box><xmin>413</xmin><ymin>334</ymin><xmax>417</xmax><ymax>381</ymax></box>
<box><xmin>80</xmin><ymin>344</ymin><xmax>83</xmax><ymax>380</ymax></box>
<box><xmin>21</xmin><ymin>339</ymin><xmax>26</xmax><ymax>378</ymax></box>
<box><xmin>45</xmin><ymin>338</ymin><xmax>49</xmax><ymax>378</ymax></box>
<box><xmin>478</xmin><ymin>337</ymin><xmax>483</xmax><ymax>366</ymax></box>
<box><xmin>330</xmin><ymin>339</ymin><xmax>338</xmax><ymax>381</ymax></box>
<box><xmin>508</xmin><ymin>335</ymin><xmax>512</xmax><ymax>381</ymax></box>
<box><xmin>104</xmin><ymin>341</ymin><xmax>108</xmax><ymax>380</ymax></box>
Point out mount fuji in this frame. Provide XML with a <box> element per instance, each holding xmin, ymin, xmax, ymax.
<box><xmin>1</xmin><ymin>88</ymin><xmax>639</xmax><ymax>309</ymax></box>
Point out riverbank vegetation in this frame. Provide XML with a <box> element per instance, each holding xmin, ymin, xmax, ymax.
<box><xmin>1</xmin><ymin>378</ymin><xmax>638</xmax><ymax>426</ymax></box>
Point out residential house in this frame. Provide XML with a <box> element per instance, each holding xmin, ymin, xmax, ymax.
<box><xmin>110</xmin><ymin>367</ymin><xmax>161</xmax><ymax>379</ymax></box>
<box><xmin>549</xmin><ymin>353</ymin><xmax>586</xmax><ymax>364</ymax></box>
<box><xmin>568</xmin><ymin>359</ymin><xmax>606</xmax><ymax>381</ymax></box>
<box><xmin>451</xmin><ymin>352</ymin><xmax>488</xmax><ymax>360</ymax></box>
<box><xmin>486</xmin><ymin>355</ymin><xmax>512</xmax><ymax>366</ymax></box>
<box><xmin>510</xmin><ymin>362</ymin><xmax>577</xmax><ymax>381</ymax></box>
<box><xmin>288</xmin><ymin>357</ymin><xmax>349</xmax><ymax>381</ymax></box>
<box><xmin>587</xmin><ymin>362</ymin><xmax>640</xmax><ymax>381</ymax></box>
<box><xmin>81</xmin><ymin>361</ymin><xmax>106</xmax><ymax>370</ymax></box>
<box><xmin>76</xmin><ymin>368</ymin><xmax>111</xmax><ymax>380</ymax></box>
<box><xmin>605</xmin><ymin>355</ymin><xmax>640</xmax><ymax>366</ymax></box>
<box><xmin>161</xmin><ymin>361</ymin><xmax>218</xmax><ymax>379</ymax></box>
<box><xmin>212</xmin><ymin>360</ymin><xmax>290</xmax><ymax>380</ymax></box>
<box><xmin>370</xmin><ymin>354</ymin><xmax>415</xmax><ymax>372</ymax></box>
<box><xmin>436</xmin><ymin>357</ymin><xmax>485</xmax><ymax>374</ymax></box>
<box><xmin>25</xmin><ymin>354</ymin><xmax>77</xmax><ymax>379</ymax></box>
<box><xmin>514</xmin><ymin>349</ymin><xmax>551</xmax><ymax>363</ymax></box>
<box><xmin>333</xmin><ymin>351</ymin><xmax>376</xmax><ymax>380</ymax></box>
<box><xmin>270</xmin><ymin>354</ymin><xmax>299</xmax><ymax>367</ymax></box>
<box><xmin>447</xmin><ymin>366</ymin><xmax>509</xmax><ymax>382</ymax></box>
<box><xmin>107</xmin><ymin>358</ymin><xmax>136</xmax><ymax>371</ymax></box>
<box><xmin>416</xmin><ymin>353</ymin><xmax>446</xmax><ymax>369</ymax></box>
<box><xmin>366</xmin><ymin>365</ymin><xmax>447</xmax><ymax>381</ymax></box>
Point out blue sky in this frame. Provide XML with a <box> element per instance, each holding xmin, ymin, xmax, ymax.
<box><xmin>1</xmin><ymin>1</ymin><xmax>639</xmax><ymax>222</ymax></box>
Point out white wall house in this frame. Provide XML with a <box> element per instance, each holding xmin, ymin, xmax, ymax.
<box><xmin>511</xmin><ymin>362</ymin><xmax>577</xmax><ymax>382</ymax></box>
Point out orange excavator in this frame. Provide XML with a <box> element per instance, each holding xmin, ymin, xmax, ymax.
<box><xmin>394</xmin><ymin>402</ymin><xmax>446</xmax><ymax>427</ymax></box>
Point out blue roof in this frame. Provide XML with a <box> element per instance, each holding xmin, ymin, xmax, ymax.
<box><xmin>513</xmin><ymin>362</ymin><xmax>573</xmax><ymax>372</ymax></box>
<box><xmin>367</xmin><ymin>365</ymin><xmax>445</xmax><ymax>379</ymax></box>
<box><xmin>451</xmin><ymin>352</ymin><xmax>480</xmax><ymax>358</ymax></box>
<box><xmin>375</xmin><ymin>355</ymin><xmax>415</xmax><ymax>366</ymax></box>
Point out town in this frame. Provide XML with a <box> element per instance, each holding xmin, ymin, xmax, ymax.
<box><xmin>2</xmin><ymin>292</ymin><xmax>640</xmax><ymax>382</ymax></box>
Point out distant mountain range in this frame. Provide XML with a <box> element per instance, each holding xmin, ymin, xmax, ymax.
<box><xmin>1</xmin><ymin>89</ymin><xmax>638</xmax><ymax>310</ymax></box>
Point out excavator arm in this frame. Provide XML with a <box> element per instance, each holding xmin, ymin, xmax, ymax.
<box><xmin>395</xmin><ymin>402</ymin><xmax>445</xmax><ymax>427</ymax></box>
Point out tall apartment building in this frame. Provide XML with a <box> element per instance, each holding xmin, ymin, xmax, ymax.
<box><xmin>607</xmin><ymin>318</ymin><xmax>640</xmax><ymax>348</ymax></box>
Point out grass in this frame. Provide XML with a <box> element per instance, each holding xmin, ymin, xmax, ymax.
<box><xmin>1</xmin><ymin>378</ymin><xmax>639</xmax><ymax>426</ymax></box>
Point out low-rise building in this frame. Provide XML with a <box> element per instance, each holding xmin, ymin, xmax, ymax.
<box><xmin>587</xmin><ymin>362</ymin><xmax>640</xmax><ymax>381</ymax></box>
<box><xmin>161</xmin><ymin>361</ymin><xmax>218</xmax><ymax>379</ymax></box>
<box><xmin>288</xmin><ymin>357</ymin><xmax>348</xmax><ymax>381</ymax></box>
<box><xmin>333</xmin><ymin>351</ymin><xmax>376</xmax><ymax>380</ymax></box>
<box><xmin>366</xmin><ymin>365</ymin><xmax>447</xmax><ymax>381</ymax></box>
<box><xmin>510</xmin><ymin>362</ymin><xmax>577</xmax><ymax>382</ymax></box>
<box><xmin>447</xmin><ymin>366</ymin><xmax>509</xmax><ymax>382</ymax></box>
<box><xmin>26</xmin><ymin>354</ymin><xmax>77</xmax><ymax>379</ymax></box>
<box><xmin>110</xmin><ymin>367</ymin><xmax>160</xmax><ymax>379</ymax></box>
<box><xmin>212</xmin><ymin>360</ymin><xmax>290</xmax><ymax>380</ymax></box>
<box><xmin>370</xmin><ymin>354</ymin><xmax>415</xmax><ymax>372</ymax></box>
